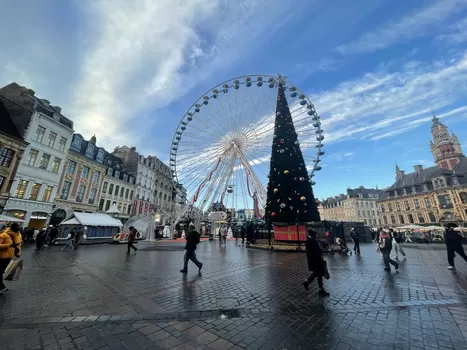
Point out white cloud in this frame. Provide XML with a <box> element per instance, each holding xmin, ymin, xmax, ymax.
<box><xmin>336</xmin><ymin>0</ymin><xmax>467</xmax><ymax>54</ymax></box>
<box><xmin>328</xmin><ymin>152</ymin><xmax>354</xmax><ymax>161</ymax></box>
<box><xmin>311</xmin><ymin>52</ymin><xmax>467</xmax><ymax>144</ymax></box>
<box><xmin>437</xmin><ymin>17</ymin><xmax>467</xmax><ymax>45</ymax></box>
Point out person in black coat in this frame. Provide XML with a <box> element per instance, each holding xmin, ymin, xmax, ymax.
<box><xmin>350</xmin><ymin>227</ymin><xmax>360</xmax><ymax>255</ymax></box>
<box><xmin>303</xmin><ymin>229</ymin><xmax>329</xmax><ymax>296</ymax></box>
<box><xmin>445</xmin><ymin>223</ymin><xmax>467</xmax><ymax>270</ymax></box>
<box><xmin>180</xmin><ymin>224</ymin><xmax>203</xmax><ymax>273</ymax></box>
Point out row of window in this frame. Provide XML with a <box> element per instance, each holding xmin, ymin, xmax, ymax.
<box><xmin>34</xmin><ymin>125</ymin><xmax>67</xmax><ymax>152</ymax></box>
<box><xmin>382</xmin><ymin>212</ymin><xmax>437</xmax><ymax>225</ymax></box>
<box><xmin>66</xmin><ymin>160</ymin><xmax>100</xmax><ymax>185</ymax></box>
<box><xmin>102</xmin><ymin>182</ymin><xmax>133</xmax><ymax>199</ymax></box>
<box><xmin>60</xmin><ymin>181</ymin><xmax>98</xmax><ymax>203</ymax></box>
<box><xmin>14</xmin><ymin>180</ymin><xmax>54</xmax><ymax>202</ymax></box>
<box><xmin>98</xmin><ymin>199</ymin><xmax>132</xmax><ymax>214</ymax></box>
<box><xmin>26</xmin><ymin>149</ymin><xmax>62</xmax><ymax>173</ymax></box>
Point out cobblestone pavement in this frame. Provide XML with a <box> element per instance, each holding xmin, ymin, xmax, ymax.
<box><xmin>1</xmin><ymin>240</ymin><xmax>467</xmax><ymax>349</ymax></box>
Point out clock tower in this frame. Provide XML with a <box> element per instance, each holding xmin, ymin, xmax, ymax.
<box><xmin>430</xmin><ymin>115</ymin><xmax>464</xmax><ymax>169</ymax></box>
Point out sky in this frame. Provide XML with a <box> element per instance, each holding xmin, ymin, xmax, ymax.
<box><xmin>2</xmin><ymin>0</ymin><xmax>467</xmax><ymax>202</ymax></box>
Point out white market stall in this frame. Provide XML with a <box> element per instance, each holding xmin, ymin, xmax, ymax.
<box><xmin>59</xmin><ymin>212</ymin><xmax>123</xmax><ymax>240</ymax></box>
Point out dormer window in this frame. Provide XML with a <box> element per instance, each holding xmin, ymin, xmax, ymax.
<box><xmin>107</xmin><ymin>168</ymin><xmax>113</xmax><ymax>176</ymax></box>
<box><xmin>86</xmin><ymin>143</ymin><xmax>94</xmax><ymax>157</ymax></box>
<box><xmin>71</xmin><ymin>136</ymin><xmax>82</xmax><ymax>149</ymax></box>
<box><xmin>96</xmin><ymin>149</ymin><xmax>104</xmax><ymax>162</ymax></box>
<box><xmin>123</xmin><ymin>174</ymin><xmax>128</xmax><ymax>181</ymax></box>
<box><xmin>115</xmin><ymin>170</ymin><xmax>120</xmax><ymax>179</ymax></box>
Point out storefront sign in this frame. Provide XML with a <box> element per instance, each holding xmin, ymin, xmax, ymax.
<box><xmin>208</xmin><ymin>211</ymin><xmax>228</xmax><ymax>221</ymax></box>
<box><xmin>30</xmin><ymin>215</ymin><xmax>48</xmax><ymax>220</ymax></box>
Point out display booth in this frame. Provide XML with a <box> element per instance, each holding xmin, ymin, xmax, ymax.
<box><xmin>59</xmin><ymin>212</ymin><xmax>123</xmax><ymax>241</ymax></box>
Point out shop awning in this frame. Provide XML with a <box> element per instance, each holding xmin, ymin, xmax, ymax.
<box><xmin>0</xmin><ymin>214</ymin><xmax>25</xmax><ymax>223</ymax></box>
<box><xmin>60</xmin><ymin>212</ymin><xmax>123</xmax><ymax>227</ymax></box>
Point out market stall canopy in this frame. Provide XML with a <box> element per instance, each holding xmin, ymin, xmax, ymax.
<box><xmin>397</xmin><ymin>224</ymin><xmax>425</xmax><ymax>230</ymax></box>
<box><xmin>106</xmin><ymin>203</ymin><xmax>120</xmax><ymax>215</ymax></box>
<box><xmin>60</xmin><ymin>212</ymin><xmax>123</xmax><ymax>227</ymax></box>
<box><xmin>422</xmin><ymin>225</ymin><xmax>444</xmax><ymax>230</ymax></box>
<box><xmin>0</xmin><ymin>214</ymin><xmax>25</xmax><ymax>223</ymax></box>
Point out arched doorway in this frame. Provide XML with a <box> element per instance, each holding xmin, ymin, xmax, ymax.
<box><xmin>49</xmin><ymin>209</ymin><xmax>68</xmax><ymax>226</ymax></box>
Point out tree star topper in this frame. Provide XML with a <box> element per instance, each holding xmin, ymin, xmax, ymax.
<box><xmin>276</xmin><ymin>73</ymin><xmax>287</xmax><ymax>86</ymax></box>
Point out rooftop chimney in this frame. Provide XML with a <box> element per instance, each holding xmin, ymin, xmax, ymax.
<box><xmin>413</xmin><ymin>165</ymin><xmax>423</xmax><ymax>173</ymax></box>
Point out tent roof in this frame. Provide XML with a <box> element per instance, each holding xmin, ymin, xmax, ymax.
<box><xmin>106</xmin><ymin>203</ymin><xmax>120</xmax><ymax>214</ymax></box>
<box><xmin>60</xmin><ymin>212</ymin><xmax>122</xmax><ymax>227</ymax></box>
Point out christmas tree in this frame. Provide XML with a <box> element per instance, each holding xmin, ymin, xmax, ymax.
<box><xmin>265</xmin><ymin>81</ymin><xmax>321</xmax><ymax>225</ymax></box>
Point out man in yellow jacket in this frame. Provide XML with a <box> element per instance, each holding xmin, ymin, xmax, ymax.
<box><xmin>0</xmin><ymin>223</ymin><xmax>22</xmax><ymax>292</ymax></box>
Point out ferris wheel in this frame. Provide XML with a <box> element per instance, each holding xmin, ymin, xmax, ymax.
<box><xmin>170</xmin><ymin>74</ymin><xmax>324</xmax><ymax>224</ymax></box>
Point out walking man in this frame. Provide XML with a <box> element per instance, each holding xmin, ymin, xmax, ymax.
<box><xmin>350</xmin><ymin>227</ymin><xmax>360</xmax><ymax>255</ymax></box>
<box><xmin>390</xmin><ymin>229</ymin><xmax>406</xmax><ymax>260</ymax></box>
<box><xmin>180</xmin><ymin>224</ymin><xmax>203</xmax><ymax>273</ymax></box>
<box><xmin>379</xmin><ymin>229</ymin><xmax>399</xmax><ymax>271</ymax></box>
<box><xmin>445</xmin><ymin>223</ymin><xmax>467</xmax><ymax>270</ymax></box>
<box><xmin>302</xmin><ymin>229</ymin><xmax>329</xmax><ymax>296</ymax></box>
<box><xmin>62</xmin><ymin>230</ymin><xmax>75</xmax><ymax>251</ymax></box>
<box><xmin>221</xmin><ymin>226</ymin><xmax>228</xmax><ymax>247</ymax></box>
<box><xmin>127</xmin><ymin>227</ymin><xmax>138</xmax><ymax>254</ymax></box>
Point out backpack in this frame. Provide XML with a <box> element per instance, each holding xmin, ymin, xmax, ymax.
<box><xmin>192</xmin><ymin>230</ymin><xmax>201</xmax><ymax>245</ymax></box>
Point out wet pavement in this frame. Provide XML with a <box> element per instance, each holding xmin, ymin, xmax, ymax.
<box><xmin>1</xmin><ymin>240</ymin><xmax>467</xmax><ymax>349</ymax></box>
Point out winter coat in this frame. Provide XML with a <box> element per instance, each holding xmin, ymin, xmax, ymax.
<box><xmin>350</xmin><ymin>229</ymin><xmax>360</xmax><ymax>239</ymax></box>
<box><xmin>305</xmin><ymin>236</ymin><xmax>325</xmax><ymax>275</ymax></box>
<box><xmin>0</xmin><ymin>228</ymin><xmax>22</xmax><ymax>259</ymax></box>
<box><xmin>128</xmin><ymin>229</ymin><xmax>137</xmax><ymax>243</ymax></box>
<box><xmin>379</xmin><ymin>232</ymin><xmax>392</xmax><ymax>250</ymax></box>
<box><xmin>444</xmin><ymin>229</ymin><xmax>463</xmax><ymax>248</ymax></box>
<box><xmin>185</xmin><ymin>229</ymin><xmax>201</xmax><ymax>251</ymax></box>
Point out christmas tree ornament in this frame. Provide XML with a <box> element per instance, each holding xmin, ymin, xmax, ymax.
<box><xmin>300</xmin><ymin>196</ymin><xmax>306</xmax><ymax>201</ymax></box>
<box><xmin>299</xmin><ymin>177</ymin><xmax>305</xmax><ymax>181</ymax></box>
<box><xmin>279</xmin><ymin>149</ymin><xmax>285</xmax><ymax>154</ymax></box>
<box><xmin>295</xmin><ymin>141</ymin><xmax>300</xmax><ymax>145</ymax></box>
<box><xmin>276</xmin><ymin>112</ymin><xmax>281</xmax><ymax>116</ymax></box>
<box><xmin>274</xmin><ymin>188</ymin><xmax>279</xmax><ymax>193</ymax></box>
<box><xmin>284</xmin><ymin>170</ymin><xmax>289</xmax><ymax>175</ymax></box>
<box><xmin>280</xmin><ymin>203</ymin><xmax>286</xmax><ymax>208</ymax></box>
<box><xmin>271</xmin><ymin>212</ymin><xmax>277</xmax><ymax>217</ymax></box>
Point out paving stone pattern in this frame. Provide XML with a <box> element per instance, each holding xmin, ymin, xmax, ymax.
<box><xmin>1</xmin><ymin>240</ymin><xmax>467</xmax><ymax>349</ymax></box>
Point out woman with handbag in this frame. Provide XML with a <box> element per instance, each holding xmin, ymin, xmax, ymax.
<box><xmin>0</xmin><ymin>223</ymin><xmax>22</xmax><ymax>293</ymax></box>
<box><xmin>303</xmin><ymin>229</ymin><xmax>330</xmax><ymax>297</ymax></box>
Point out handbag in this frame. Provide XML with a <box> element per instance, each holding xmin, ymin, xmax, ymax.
<box><xmin>323</xmin><ymin>260</ymin><xmax>330</xmax><ymax>280</ymax></box>
<box><xmin>3</xmin><ymin>260</ymin><xmax>23</xmax><ymax>281</ymax></box>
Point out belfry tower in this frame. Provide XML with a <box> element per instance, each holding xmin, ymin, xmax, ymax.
<box><xmin>430</xmin><ymin>114</ymin><xmax>464</xmax><ymax>169</ymax></box>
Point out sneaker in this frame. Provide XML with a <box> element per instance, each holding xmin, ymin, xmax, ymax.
<box><xmin>0</xmin><ymin>287</ymin><xmax>8</xmax><ymax>293</ymax></box>
<box><xmin>448</xmin><ymin>266</ymin><xmax>456</xmax><ymax>270</ymax></box>
<box><xmin>302</xmin><ymin>281</ymin><xmax>309</xmax><ymax>291</ymax></box>
<box><xmin>198</xmin><ymin>263</ymin><xmax>203</xmax><ymax>273</ymax></box>
<box><xmin>180</xmin><ymin>269</ymin><xmax>188</xmax><ymax>273</ymax></box>
<box><xmin>318</xmin><ymin>289</ymin><xmax>330</xmax><ymax>297</ymax></box>
<box><xmin>395</xmin><ymin>263</ymin><xmax>399</xmax><ymax>270</ymax></box>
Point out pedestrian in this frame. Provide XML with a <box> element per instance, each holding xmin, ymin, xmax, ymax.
<box><xmin>379</xmin><ymin>229</ymin><xmax>399</xmax><ymax>271</ymax></box>
<box><xmin>74</xmin><ymin>226</ymin><xmax>83</xmax><ymax>250</ymax></box>
<box><xmin>62</xmin><ymin>230</ymin><xmax>75</xmax><ymax>251</ymax></box>
<box><xmin>350</xmin><ymin>227</ymin><xmax>360</xmax><ymax>255</ymax></box>
<box><xmin>180</xmin><ymin>224</ymin><xmax>203</xmax><ymax>273</ymax></box>
<box><xmin>127</xmin><ymin>227</ymin><xmax>138</xmax><ymax>254</ymax></box>
<box><xmin>241</xmin><ymin>225</ymin><xmax>246</xmax><ymax>245</ymax></box>
<box><xmin>35</xmin><ymin>227</ymin><xmax>47</xmax><ymax>251</ymax></box>
<box><xmin>0</xmin><ymin>223</ymin><xmax>22</xmax><ymax>293</ymax></box>
<box><xmin>221</xmin><ymin>226</ymin><xmax>228</xmax><ymax>247</ymax></box>
<box><xmin>302</xmin><ymin>229</ymin><xmax>330</xmax><ymax>296</ymax></box>
<box><xmin>370</xmin><ymin>229</ymin><xmax>376</xmax><ymax>243</ymax></box>
<box><xmin>390</xmin><ymin>229</ymin><xmax>406</xmax><ymax>260</ymax></box>
<box><xmin>325</xmin><ymin>229</ymin><xmax>335</xmax><ymax>255</ymax></box>
<box><xmin>444</xmin><ymin>223</ymin><xmax>467</xmax><ymax>270</ymax></box>
<box><xmin>49</xmin><ymin>225</ymin><xmax>59</xmax><ymax>245</ymax></box>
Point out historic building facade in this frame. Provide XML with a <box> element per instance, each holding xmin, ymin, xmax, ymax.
<box><xmin>320</xmin><ymin>187</ymin><xmax>384</xmax><ymax>226</ymax></box>
<box><xmin>0</xmin><ymin>100</ymin><xmax>29</xmax><ymax>214</ymax></box>
<box><xmin>112</xmin><ymin>146</ymin><xmax>174</xmax><ymax>225</ymax></box>
<box><xmin>0</xmin><ymin>83</ymin><xmax>74</xmax><ymax>228</ymax></box>
<box><xmin>52</xmin><ymin>134</ymin><xmax>107</xmax><ymax>223</ymax></box>
<box><xmin>97</xmin><ymin>152</ymin><xmax>135</xmax><ymax>223</ymax></box>
<box><xmin>378</xmin><ymin>116</ymin><xmax>467</xmax><ymax>226</ymax></box>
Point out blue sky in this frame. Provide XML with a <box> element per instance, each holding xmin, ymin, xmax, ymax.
<box><xmin>2</xmin><ymin>0</ymin><xmax>467</xmax><ymax>202</ymax></box>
